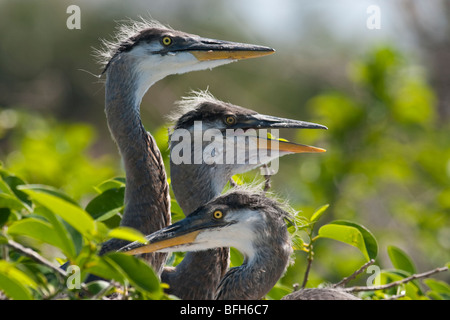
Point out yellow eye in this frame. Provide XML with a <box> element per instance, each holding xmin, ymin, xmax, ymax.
<box><xmin>213</xmin><ymin>210</ymin><xmax>223</xmax><ymax>219</ymax></box>
<box><xmin>162</xmin><ymin>36</ymin><xmax>172</xmax><ymax>46</ymax></box>
<box><xmin>224</xmin><ymin>116</ymin><xmax>236</xmax><ymax>126</ymax></box>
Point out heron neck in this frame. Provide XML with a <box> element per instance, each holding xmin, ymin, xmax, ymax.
<box><xmin>216</xmin><ymin>236</ymin><xmax>291</xmax><ymax>300</ymax></box>
<box><xmin>170</xmin><ymin>161</ymin><xmax>229</xmax><ymax>214</ymax></box>
<box><xmin>167</xmin><ymin>147</ymin><xmax>230</xmax><ymax>299</ymax></box>
<box><xmin>103</xmin><ymin>58</ymin><xmax>170</xmax><ymax>273</ymax></box>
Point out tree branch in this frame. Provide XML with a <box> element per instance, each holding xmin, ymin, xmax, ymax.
<box><xmin>333</xmin><ymin>259</ymin><xmax>376</xmax><ymax>288</ymax></box>
<box><xmin>7</xmin><ymin>239</ymin><xmax>67</xmax><ymax>278</ymax></box>
<box><xmin>7</xmin><ymin>239</ymin><xmax>124</xmax><ymax>299</ymax></box>
<box><xmin>343</xmin><ymin>266</ymin><xmax>449</xmax><ymax>292</ymax></box>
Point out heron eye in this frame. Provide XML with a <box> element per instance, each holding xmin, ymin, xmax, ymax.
<box><xmin>213</xmin><ymin>210</ymin><xmax>223</xmax><ymax>219</ymax></box>
<box><xmin>162</xmin><ymin>36</ymin><xmax>172</xmax><ymax>46</ymax></box>
<box><xmin>224</xmin><ymin>116</ymin><xmax>236</xmax><ymax>126</ymax></box>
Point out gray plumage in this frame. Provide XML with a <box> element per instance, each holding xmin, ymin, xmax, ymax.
<box><xmin>96</xmin><ymin>18</ymin><xmax>328</xmax><ymax>300</ymax></box>
<box><xmin>99</xmin><ymin>42</ymin><xmax>170</xmax><ymax>275</ymax></box>
<box><xmin>119</xmin><ymin>190</ymin><xmax>360</xmax><ymax>300</ymax></box>
<box><xmin>213</xmin><ymin>191</ymin><xmax>292</xmax><ymax>300</ymax></box>
<box><xmin>165</xmin><ymin>92</ymin><xmax>326</xmax><ymax>299</ymax></box>
<box><xmin>95</xmin><ymin>19</ymin><xmax>275</xmax><ymax>289</ymax></box>
<box><xmin>119</xmin><ymin>190</ymin><xmax>293</xmax><ymax>300</ymax></box>
<box><xmin>282</xmin><ymin>288</ymin><xmax>360</xmax><ymax>300</ymax></box>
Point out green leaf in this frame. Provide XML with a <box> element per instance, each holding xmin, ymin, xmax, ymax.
<box><xmin>229</xmin><ymin>247</ymin><xmax>244</xmax><ymax>267</ymax></box>
<box><xmin>0</xmin><ymin>261</ymin><xmax>37</xmax><ymax>300</ymax></box>
<box><xmin>8</xmin><ymin>218</ymin><xmax>67</xmax><ymax>253</ymax></box>
<box><xmin>380</xmin><ymin>269</ymin><xmax>422</xmax><ymax>298</ymax></box>
<box><xmin>424</xmin><ymin>278</ymin><xmax>450</xmax><ymax>294</ymax></box>
<box><xmin>34</xmin><ymin>206</ymin><xmax>77</xmax><ymax>259</ymax></box>
<box><xmin>170</xmin><ymin>199</ymin><xmax>185</xmax><ymax>223</ymax></box>
<box><xmin>85</xmin><ymin>280</ymin><xmax>113</xmax><ymax>296</ymax></box>
<box><xmin>1</xmin><ymin>175</ymin><xmax>31</xmax><ymax>207</ymax></box>
<box><xmin>85</xmin><ymin>187</ymin><xmax>124</xmax><ymax>221</ymax></box>
<box><xmin>310</xmin><ymin>204</ymin><xmax>330</xmax><ymax>222</ymax></box>
<box><xmin>83</xmin><ymin>257</ymin><xmax>126</xmax><ymax>283</ymax></box>
<box><xmin>424</xmin><ymin>279</ymin><xmax>450</xmax><ymax>300</ymax></box>
<box><xmin>318</xmin><ymin>223</ymin><xmax>369</xmax><ymax>260</ymax></box>
<box><xmin>94</xmin><ymin>177</ymin><xmax>126</xmax><ymax>193</ymax></box>
<box><xmin>291</xmin><ymin>235</ymin><xmax>305</xmax><ymax>251</ymax></box>
<box><xmin>0</xmin><ymin>178</ymin><xmax>14</xmax><ymax>194</ymax></box>
<box><xmin>18</xmin><ymin>184</ymin><xmax>79</xmax><ymax>206</ymax></box>
<box><xmin>331</xmin><ymin>220</ymin><xmax>378</xmax><ymax>260</ymax></box>
<box><xmin>0</xmin><ymin>193</ymin><xmax>29</xmax><ymax>212</ymax></box>
<box><xmin>105</xmin><ymin>253</ymin><xmax>161</xmax><ymax>295</ymax></box>
<box><xmin>266</xmin><ymin>282</ymin><xmax>292</xmax><ymax>300</ymax></box>
<box><xmin>267</xmin><ymin>131</ymin><xmax>288</xmax><ymax>142</ymax></box>
<box><xmin>107</xmin><ymin>227</ymin><xmax>147</xmax><ymax>244</ymax></box>
<box><xmin>0</xmin><ymin>208</ymin><xmax>11</xmax><ymax>227</ymax></box>
<box><xmin>0</xmin><ymin>273</ymin><xmax>33</xmax><ymax>300</ymax></box>
<box><xmin>19</xmin><ymin>187</ymin><xmax>97</xmax><ymax>239</ymax></box>
<box><xmin>427</xmin><ymin>291</ymin><xmax>444</xmax><ymax>300</ymax></box>
<box><xmin>387</xmin><ymin>246</ymin><xmax>416</xmax><ymax>274</ymax></box>
<box><xmin>318</xmin><ymin>220</ymin><xmax>378</xmax><ymax>261</ymax></box>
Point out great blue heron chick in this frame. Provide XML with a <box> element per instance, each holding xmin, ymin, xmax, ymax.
<box><xmin>169</xmin><ymin>91</ymin><xmax>327</xmax><ymax>214</ymax></box>
<box><xmin>119</xmin><ymin>190</ymin><xmax>293</xmax><ymax>300</ymax></box>
<box><xmin>119</xmin><ymin>190</ymin><xmax>359</xmax><ymax>300</ymax></box>
<box><xmin>162</xmin><ymin>91</ymin><xmax>326</xmax><ymax>299</ymax></box>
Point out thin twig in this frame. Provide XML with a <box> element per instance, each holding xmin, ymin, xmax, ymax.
<box><xmin>229</xmin><ymin>177</ymin><xmax>238</xmax><ymax>188</ymax></box>
<box><xmin>7</xmin><ymin>240</ymin><xmax>67</xmax><ymax>278</ymax></box>
<box><xmin>333</xmin><ymin>259</ymin><xmax>376</xmax><ymax>288</ymax></box>
<box><xmin>264</xmin><ymin>175</ymin><xmax>271</xmax><ymax>192</ymax></box>
<box><xmin>6</xmin><ymin>239</ymin><xmax>113</xmax><ymax>299</ymax></box>
<box><xmin>344</xmin><ymin>266</ymin><xmax>449</xmax><ymax>292</ymax></box>
<box><xmin>261</xmin><ymin>164</ymin><xmax>272</xmax><ymax>192</ymax></box>
<box><xmin>301</xmin><ymin>245</ymin><xmax>314</xmax><ymax>289</ymax></box>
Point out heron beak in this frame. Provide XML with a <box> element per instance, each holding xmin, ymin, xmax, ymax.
<box><xmin>244</xmin><ymin>114</ymin><xmax>328</xmax><ymax>130</ymax></box>
<box><xmin>191</xmin><ymin>49</ymin><xmax>274</xmax><ymax>61</ymax></box>
<box><xmin>257</xmin><ymin>137</ymin><xmax>326</xmax><ymax>154</ymax></box>
<box><xmin>184</xmin><ymin>37</ymin><xmax>275</xmax><ymax>61</ymax></box>
<box><xmin>118</xmin><ymin>210</ymin><xmax>227</xmax><ymax>255</ymax></box>
<box><xmin>236</xmin><ymin>114</ymin><xmax>327</xmax><ymax>154</ymax></box>
<box><xmin>120</xmin><ymin>230</ymin><xmax>201</xmax><ymax>255</ymax></box>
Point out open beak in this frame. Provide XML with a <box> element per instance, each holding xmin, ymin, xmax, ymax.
<box><xmin>235</xmin><ymin>114</ymin><xmax>327</xmax><ymax>154</ymax></box>
<box><xmin>257</xmin><ymin>138</ymin><xmax>326</xmax><ymax>154</ymax></box>
<box><xmin>174</xmin><ymin>37</ymin><xmax>275</xmax><ymax>61</ymax></box>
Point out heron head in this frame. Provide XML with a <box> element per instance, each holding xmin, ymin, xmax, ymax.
<box><xmin>100</xmin><ymin>21</ymin><xmax>274</xmax><ymax>89</ymax></box>
<box><xmin>118</xmin><ymin>190</ymin><xmax>291</xmax><ymax>263</ymax></box>
<box><xmin>169</xmin><ymin>92</ymin><xmax>327</xmax><ymax>176</ymax></box>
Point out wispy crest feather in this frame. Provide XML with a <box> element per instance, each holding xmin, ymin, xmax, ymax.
<box><xmin>166</xmin><ymin>89</ymin><xmax>222</xmax><ymax>123</ymax></box>
<box><xmin>93</xmin><ymin>17</ymin><xmax>172</xmax><ymax>72</ymax></box>
<box><xmin>223</xmin><ymin>179</ymin><xmax>298</xmax><ymax>222</ymax></box>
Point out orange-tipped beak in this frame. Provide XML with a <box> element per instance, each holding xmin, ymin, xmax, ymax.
<box><xmin>257</xmin><ymin>137</ymin><xmax>326</xmax><ymax>154</ymax></box>
<box><xmin>191</xmin><ymin>49</ymin><xmax>275</xmax><ymax>61</ymax></box>
<box><xmin>122</xmin><ymin>231</ymin><xmax>200</xmax><ymax>256</ymax></box>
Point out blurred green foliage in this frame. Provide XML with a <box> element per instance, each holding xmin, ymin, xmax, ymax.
<box><xmin>0</xmin><ymin>109</ymin><xmax>118</xmax><ymax>201</ymax></box>
<box><xmin>299</xmin><ymin>47</ymin><xmax>450</xmax><ymax>279</ymax></box>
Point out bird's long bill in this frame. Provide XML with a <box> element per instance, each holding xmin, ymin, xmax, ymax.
<box><xmin>246</xmin><ymin>114</ymin><xmax>328</xmax><ymax>130</ymax></box>
<box><xmin>257</xmin><ymin>137</ymin><xmax>326</xmax><ymax>154</ymax></box>
<box><xmin>238</xmin><ymin>114</ymin><xmax>327</xmax><ymax>154</ymax></box>
<box><xmin>118</xmin><ymin>213</ymin><xmax>221</xmax><ymax>255</ymax></box>
<box><xmin>188</xmin><ymin>38</ymin><xmax>275</xmax><ymax>61</ymax></box>
<box><xmin>121</xmin><ymin>230</ymin><xmax>200</xmax><ymax>256</ymax></box>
